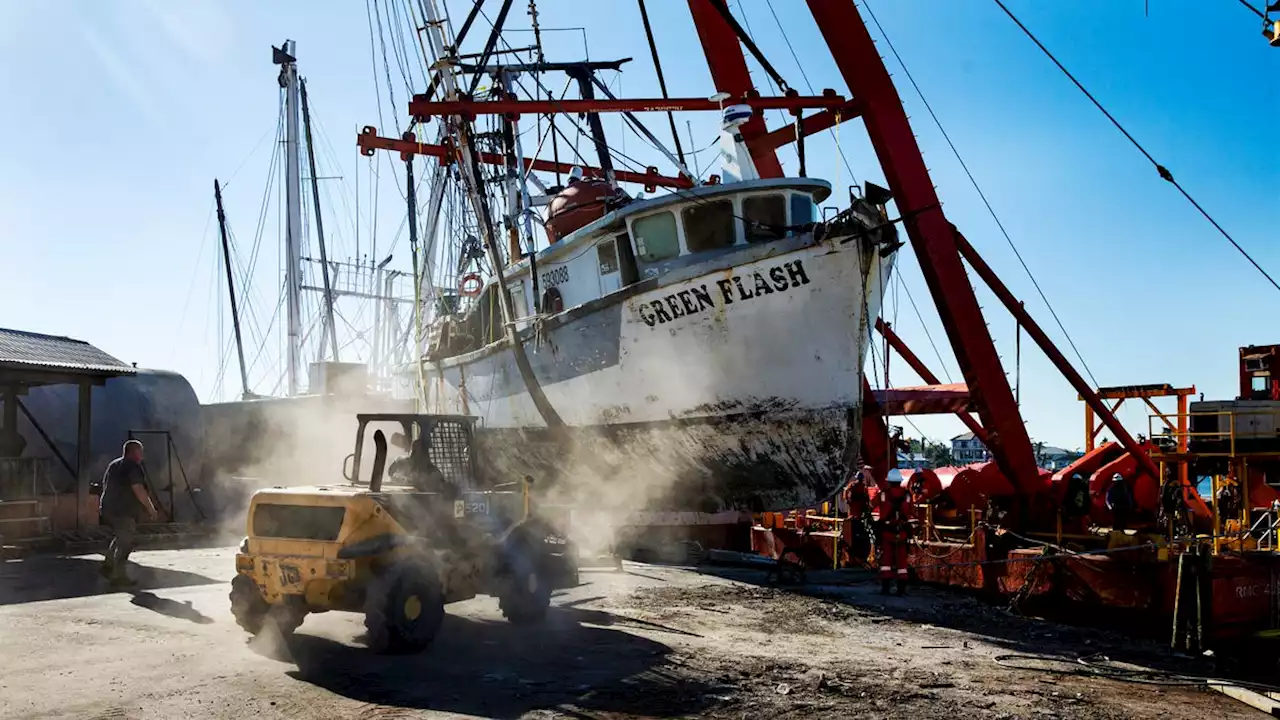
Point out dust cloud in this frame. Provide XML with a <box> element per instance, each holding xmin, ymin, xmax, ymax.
<box><xmin>477</xmin><ymin>353</ymin><xmax>762</xmax><ymax>561</ymax></box>
<box><xmin>201</xmin><ymin>394</ymin><xmax>413</xmax><ymax>535</ymax></box>
<box><xmin>199</xmin><ymin>349</ymin><xmax>804</xmax><ymax>563</ymax></box>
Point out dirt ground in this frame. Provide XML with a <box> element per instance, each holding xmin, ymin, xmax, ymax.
<box><xmin>0</xmin><ymin>547</ymin><xmax>1265</xmax><ymax>719</ymax></box>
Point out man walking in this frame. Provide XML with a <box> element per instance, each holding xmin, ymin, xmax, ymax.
<box><xmin>98</xmin><ymin>440</ymin><xmax>158</xmax><ymax>586</ymax></box>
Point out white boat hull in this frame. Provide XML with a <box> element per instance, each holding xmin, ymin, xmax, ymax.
<box><xmin>421</xmin><ymin>232</ymin><xmax>893</xmax><ymax>511</ymax></box>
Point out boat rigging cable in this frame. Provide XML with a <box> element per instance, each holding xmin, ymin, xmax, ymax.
<box><xmin>991</xmin><ymin>0</ymin><xmax>1280</xmax><ymax>296</ymax></box>
<box><xmin>635</xmin><ymin>0</ymin><xmax>687</xmax><ymax>166</ymax></box>
<box><xmin>761</xmin><ymin>0</ymin><xmax>858</xmax><ymax>185</ymax></box>
<box><xmin>862</xmin><ymin>1</ymin><xmax>1099</xmax><ymax>388</ymax></box>
<box><xmin>706</xmin><ymin>0</ymin><xmax>790</xmax><ymax>93</ymax></box>
<box><xmin>464</xmin><ymin>5</ymin><xmax>856</xmax><ymax>239</ymax></box>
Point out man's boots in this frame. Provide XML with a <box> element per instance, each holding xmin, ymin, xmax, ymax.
<box><xmin>896</xmin><ymin>580</ymin><xmax>906</xmax><ymax>597</ymax></box>
<box><xmin>880</xmin><ymin>579</ymin><xmax>891</xmax><ymax>595</ymax></box>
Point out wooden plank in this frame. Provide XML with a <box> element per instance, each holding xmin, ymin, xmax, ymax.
<box><xmin>1210</xmin><ymin>682</ymin><xmax>1280</xmax><ymax>716</ymax></box>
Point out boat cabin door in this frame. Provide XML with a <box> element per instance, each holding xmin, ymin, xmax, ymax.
<box><xmin>596</xmin><ymin>237</ymin><xmax>622</xmax><ymax>295</ymax></box>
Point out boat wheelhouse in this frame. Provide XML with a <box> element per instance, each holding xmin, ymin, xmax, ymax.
<box><xmin>428</xmin><ymin>177</ymin><xmax>832</xmax><ymax>359</ymax></box>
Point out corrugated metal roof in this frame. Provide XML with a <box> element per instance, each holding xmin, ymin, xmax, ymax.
<box><xmin>0</xmin><ymin>328</ymin><xmax>135</xmax><ymax>376</ymax></box>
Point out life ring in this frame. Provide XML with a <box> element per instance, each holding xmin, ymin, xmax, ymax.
<box><xmin>459</xmin><ymin>273</ymin><xmax>483</xmax><ymax>297</ymax></box>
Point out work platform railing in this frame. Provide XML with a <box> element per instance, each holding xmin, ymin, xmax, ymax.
<box><xmin>1149</xmin><ymin>409</ymin><xmax>1280</xmax><ymax>458</ymax></box>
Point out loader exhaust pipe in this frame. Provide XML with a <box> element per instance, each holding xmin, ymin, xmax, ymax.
<box><xmin>370</xmin><ymin>429</ymin><xmax>388</xmax><ymax>493</ymax></box>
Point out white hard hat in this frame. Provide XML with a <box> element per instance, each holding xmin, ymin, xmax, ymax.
<box><xmin>1111</xmin><ymin>473</ymin><xmax>1124</xmax><ymax>482</ymax></box>
<box><xmin>886</xmin><ymin>468</ymin><xmax>905</xmax><ymax>485</ymax></box>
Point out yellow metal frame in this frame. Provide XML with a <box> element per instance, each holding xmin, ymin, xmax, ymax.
<box><xmin>1140</xmin><ymin>405</ymin><xmax>1280</xmax><ymax>555</ymax></box>
<box><xmin>1083</xmin><ymin>385</ymin><xmax>1195</xmax><ymax>489</ymax></box>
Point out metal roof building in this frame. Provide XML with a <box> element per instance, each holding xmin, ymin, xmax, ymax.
<box><xmin>0</xmin><ymin>328</ymin><xmax>136</xmax><ymax>533</ymax></box>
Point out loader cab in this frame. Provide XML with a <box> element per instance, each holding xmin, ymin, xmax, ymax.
<box><xmin>345</xmin><ymin>413</ymin><xmax>482</xmax><ymax>493</ymax></box>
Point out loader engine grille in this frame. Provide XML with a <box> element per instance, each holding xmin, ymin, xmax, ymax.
<box><xmin>252</xmin><ymin>504</ymin><xmax>346</xmax><ymax>541</ymax></box>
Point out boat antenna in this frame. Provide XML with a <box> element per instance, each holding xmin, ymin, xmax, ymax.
<box><xmin>528</xmin><ymin>0</ymin><xmax>545</xmax><ymax>64</ymax></box>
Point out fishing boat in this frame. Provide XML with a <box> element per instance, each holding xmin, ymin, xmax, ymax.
<box><xmin>357</xmin><ymin>1</ymin><xmax>899</xmax><ymax>512</ymax></box>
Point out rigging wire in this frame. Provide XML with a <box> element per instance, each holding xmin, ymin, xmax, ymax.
<box><xmin>763</xmin><ymin>0</ymin><xmax>858</xmax><ymax>186</ymax></box>
<box><xmin>734</xmin><ymin>0</ymin><xmax>800</xmax><ymax>172</ymax></box>
<box><xmin>991</xmin><ymin>0</ymin><xmax>1280</xmax><ymax>296</ymax></box>
<box><xmin>863</xmin><ymin>1</ymin><xmax>1101</xmax><ymax>388</ymax></box>
<box><xmin>706</xmin><ymin>0</ymin><xmax>790</xmax><ymax>92</ymax></box>
<box><xmin>372</xmin><ymin>0</ymin><xmax>403</xmax><ymax>135</ymax></box>
<box><xmin>897</xmin><ymin>269</ymin><xmax>955</xmax><ymax>384</ymax></box>
<box><xmin>1235</xmin><ymin>0</ymin><xmax>1266</xmax><ymax>19</ymax></box>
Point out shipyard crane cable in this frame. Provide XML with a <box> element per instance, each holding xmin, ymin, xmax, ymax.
<box><xmin>897</xmin><ymin>271</ymin><xmax>956</xmax><ymax>384</ymax></box>
<box><xmin>863</xmin><ymin>1</ymin><xmax>1100</xmax><ymax>389</ymax></box>
<box><xmin>991</xmin><ymin>0</ymin><xmax>1280</xmax><ymax>297</ymax></box>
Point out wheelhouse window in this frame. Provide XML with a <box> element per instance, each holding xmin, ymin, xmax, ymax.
<box><xmin>597</xmin><ymin>239</ymin><xmax>619</xmax><ymax>274</ymax></box>
<box><xmin>743</xmin><ymin>194</ymin><xmax>786</xmax><ymax>243</ymax></box>
<box><xmin>681</xmin><ymin>199</ymin><xmax>736</xmax><ymax>252</ymax></box>
<box><xmin>790</xmin><ymin>193</ymin><xmax>815</xmax><ymax>227</ymax></box>
<box><xmin>632</xmin><ymin>211</ymin><xmax>680</xmax><ymax>262</ymax></box>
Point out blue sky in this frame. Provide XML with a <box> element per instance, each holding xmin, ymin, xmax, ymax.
<box><xmin>1</xmin><ymin>0</ymin><xmax>1275</xmax><ymax>449</ymax></box>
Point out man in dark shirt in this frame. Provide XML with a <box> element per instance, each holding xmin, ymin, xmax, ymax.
<box><xmin>98</xmin><ymin>440</ymin><xmax>158</xmax><ymax>585</ymax></box>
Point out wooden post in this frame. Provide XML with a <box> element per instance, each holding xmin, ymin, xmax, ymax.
<box><xmin>76</xmin><ymin>380</ymin><xmax>91</xmax><ymax>532</ymax></box>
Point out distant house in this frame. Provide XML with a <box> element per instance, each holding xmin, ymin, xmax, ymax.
<box><xmin>951</xmin><ymin>432</ymin><xmax>989</xmax><ymax>464</ymax></box>
<box><xmin>896</xmin><ymin>451</ymin><xmax>929</xmax><ymax>470</ymax></box>
<box><xmin>1037</xmin><ymin>445</ymin><xmax>1083</xmax><ymax>471</ymax></box>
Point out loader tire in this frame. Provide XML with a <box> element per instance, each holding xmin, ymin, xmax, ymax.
<box><xmin>498</xmin><ymin>539</ymin><xmax>551</xmax><ymax>625</ymax></box>
<box><xmin>229</xmin><ymin>574</ymin><xmax>269</xmax><ymax>635</ymax></box>
<box><xmin>364</xmin><ymin>557</ymin><xmax>445</xmax><ymax>654</ymax></box>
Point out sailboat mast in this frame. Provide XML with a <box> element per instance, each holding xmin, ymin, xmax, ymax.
<box><xmin>276</xmin><ymin>40</ymin><xmax>304</xmax><ymax>396</ymax></box>
<box><xmin>214</xmin><ymin>179</ymin><xmax>251</xmax><ymax>400</ymax></box>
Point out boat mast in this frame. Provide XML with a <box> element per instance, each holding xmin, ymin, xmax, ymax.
<box><xmin>299</xmin><ymin>76</ymin><xmax>340</xmax><ymax>364</ymax></box>
<box><xmin>214</xmin><ymin>179</ymin><xmax>252</xmax><ymax>400</ymax></box>
<box><xmin>420</xmin><ymin>0</ymin><xmax>565</xmax><ymax>427</ymax></box>
<box><xmin>274</xmin><ymin>40</ymin><xmax>304</xmax><ymax>396</ymax></box>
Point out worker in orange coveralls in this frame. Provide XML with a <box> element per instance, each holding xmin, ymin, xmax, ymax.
<box><xmin>841</xmin><ymin>468</ymin><xmax>873</xmax><ymax>562</ymax></box>
<box><xmin>876</xmin><ymin>468</ymin><xmax>915</xmax><ymax>596</ymax></box>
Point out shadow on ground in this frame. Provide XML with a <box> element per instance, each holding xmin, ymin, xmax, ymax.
<box><xmin>129</xmin><ymin>590</ymin><xmax>215</xmax><ymax>624</ymax></box>
<box><xmin>0</xmin><ymin>555</ymin><xmax>220</xmax><ymax>605</ymax></box>
<box><xmin>263</xmin><ymin>604</ymin><xmax>725</xmax><ymax>718</ymax></box>
<box><xmin>686</xmin><ymin>563</ymin><xmax>1224</xmax><ymax>678</ymax></box>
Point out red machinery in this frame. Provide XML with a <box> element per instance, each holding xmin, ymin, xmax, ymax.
<box><xmin>725</xmin><ymin>1</ymin><xmax>1279</xmax><ymax>645</ymax></box>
